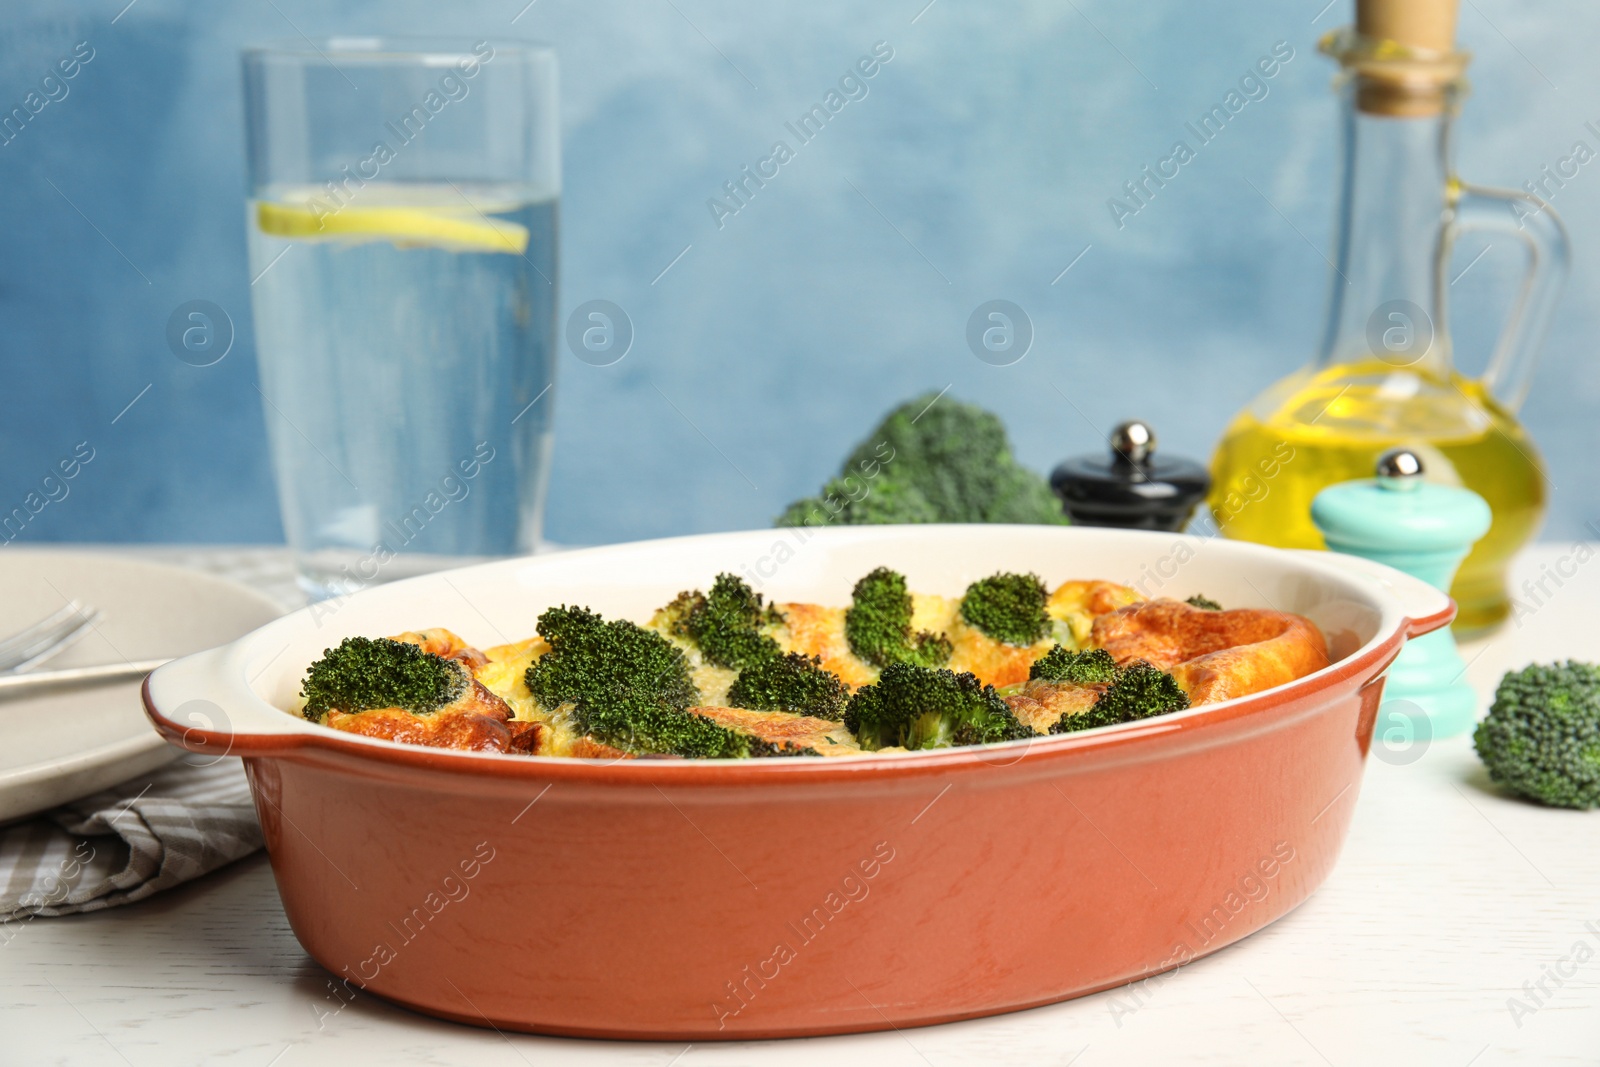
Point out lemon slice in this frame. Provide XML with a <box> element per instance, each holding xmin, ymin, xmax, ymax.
<box><xmin>257</xmin><ymin>200</ymin><xmax>528</xmax><ymax>255</ymax></box>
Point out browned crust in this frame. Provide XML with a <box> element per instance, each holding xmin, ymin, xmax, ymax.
<box><xmin>326</xmin><ymin>678</ymin><xmax>519</xmax><ymax>752</ymax></box>
<box><xmin>1003</xmin><ymin>680</ymin><xmax>1108</xmax><ymax>734</ymax></box>
<box><xmin>1050</xmin><ymin>580</ymin><xmax>1146</xmax><ymax>618</ymax></box>
<box><xmin>1090</xmin><ymin>599</ymin><xmax>1330</xmax><ymax>705</ymax></box>
<box><xmin>390</xmin><ymin>628</ymin><xmax>491</xmax><ymax>671</ymax></box>
<box><xmin>566</xmin><ymin>735</ymin><xmax>635</xmax><ymax>760</ymax></box>
<box><xmin>687</xmin><ymin>705</ymin><xmax>860</xmax><ymax>756</ymax></box>
<box><xmin>505</xmin><ymin>719</ymin><xmax>546</xmax><ymax>755</ymax></box>
<box><xmin>776</xmin><ymin>602</ymin><xmax>878</xmax><ymax>689</ymax></box>
<box><xmin>946</xmin><ymin>624</ymin><xmax>1046</xmax><ymax>691</ymax></box>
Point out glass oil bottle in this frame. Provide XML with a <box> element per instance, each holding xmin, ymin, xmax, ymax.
<box><xmin>1208</xmin><ymin>0</ymin><xmax>1569</xmax><ymax>636</ymax></box>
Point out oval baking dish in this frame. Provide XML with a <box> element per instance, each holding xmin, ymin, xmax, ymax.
<box><xmin>144</xmin><ymin>525</ymin><xmax>1452</xmax><ymax>1040</ymax></box>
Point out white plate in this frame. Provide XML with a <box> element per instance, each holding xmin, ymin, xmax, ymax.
<box><xmin>0</xmin><ymin>550</ymin><xmax>283</xmax><ymax>823</ymax></box>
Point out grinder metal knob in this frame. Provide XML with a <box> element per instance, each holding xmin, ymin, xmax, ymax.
<box><xmin>1376</xmin><ymin>447</ymin><xmax>1425</xmax><ymax>489</ymax></box>
<box><xmin>1110</xmin><ymin>420</ymin><xmax>1156</xmax><ymax>467</ymax></box>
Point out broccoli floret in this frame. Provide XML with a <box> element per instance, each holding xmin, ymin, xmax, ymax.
<box><xmin>1185</xmin><ymin>594</ymin><xmax>1223</xmax><ymax>611</ymax></box>
<box><xmin>525</xmin><ymin>606</ymin><xmax>774</xmax><ymax>758</ymax></box>
<box><xmin>1473</xmin><ymin>662</ymin><xmax>1600</xmax><ymax>809</ymax></box>
<box><xmin>727</xmin><ymin>652</ymin><xmax>849</xmax><ymax>720</ymax></box>
<box><xmin>1030</xmin><ymin>646</ymin><xmax>1119</xmax><ymax>685</ymax></box>
<box><xmin>662</xmin><ymin>573</ymin><xmax>782</xmax><ymax>671</ymax></box>
<box><xmin>526</xmin><ymin>604</ymin><xmax>698</xmax><ymax>717</ymax></box>
<box><xmin>1051</xmin><ymin>660</ymin><xmax>1189</xmax><ymax>734</ymax></box>
<box><xmin>655</xmin><ymin>589</ymin><xmax>703</xmax><ymax>638</ymax></box>
<box><xmin>300</xmin><ymin>637</ymin><xmax>467</xmax><ymax>720</ymax></box>
<box><xmin>844</xmin><ymin>566</ymin><xmax>952</xmax><ymax>669</ymax></box>
<box><xmin>775</xmin><ymin>393</ymin><xmax>1068</xmax><ymax>527</ymax></box>
<box><xmin>845</xmin><ymin>662</ymin><xmax>1035</xmax><ymax>750</ymax></box>
<box><xmin>961</xmin><ymin>572</ymin><xmax>1050</xmax><ymax>645</ymax></box>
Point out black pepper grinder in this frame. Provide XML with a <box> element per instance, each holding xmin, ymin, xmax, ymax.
<box><xmin>1050</xmin><ymin>420</ymin><xmax>1211</xmax><ymax>531</ymax></box>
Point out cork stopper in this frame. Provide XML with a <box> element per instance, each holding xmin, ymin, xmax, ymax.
<box><xmin>1323</xmin><ymin>0</ymin><xmax>1468</xmax><ymax>117</ymax></box>
<box><xmin>1356</xmin><ymin>0</ymin><xmax>1458</xmax><ymax>52</ymax></box>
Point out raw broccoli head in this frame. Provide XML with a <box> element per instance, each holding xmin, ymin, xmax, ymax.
<box><xmin>728</xmin><ymin>652</ymin><xmax>850</xmax><ymax>720</ymax></box>
<box><xmin>845</xmin><ymin>662</ymin><xmax>1035</xmax><ymax>751</ymax></box>
<box><xmin>526</xmin><ymin>605</ymin><xmax>775</xmax><ymax>758</ymax></box>
<box><xmin>844</xmin><ymin>566</ymin><xmax>952</xmax><ymax>669</ymax></box>
<box><xmin>300</xmin><ymin>637</ymin><xmax>468</xmax><ymax>721</ymax></box>
<box><xmin>662</xmin><ymin>573</ymin><xmax>782</xmax><ymax>671</ymax></box>
<box><xmin>961</xmin><ymin>572</ymin><xmax>1050</xmax><ymax>645</ymax></box>
<box><xmin>1050</xmin><ymin>660</ymin><xmax>1190</xmax><ymax>734</ymax></box>
<box><xmin>1185</xmin><ymin>594</ymin><xmax>1223</xmax><ymax>611</ymax></box>
<box><xmin>1030</xmin><ymin>646</ymin><xmax>1119</xmax><ymax>685</ymax></box>
<box><xmin>979</xmin><ymin>463</ymin><xmax>1071</xmax><ymax>525</ymax></box>
<box><xmin>844</xmin><ymin>394</ymin><xmax>1050</xmax><ymax>524</ymax></box>
<box><xmin>1473</xmin><ymin>662</ymin><xmax>1600</xmax><ymax>809</ymax></box>
<box><xmin>775</xmin><ymin>393</ymin><xmax>1069</xmax><ymax>527</ymax></box>
<box><xmin>775</xmin><ymin>477</ymin><xmax>940</xmax><ymax>528</ymax></box>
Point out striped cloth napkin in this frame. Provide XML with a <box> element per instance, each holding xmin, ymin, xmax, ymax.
<box><xmin>0</xmin><ymin>758</ymin><xmax>261</xmax><ymax>920</ymax></box>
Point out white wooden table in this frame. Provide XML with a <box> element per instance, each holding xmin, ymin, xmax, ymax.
<box><xmin>2</xmin><ymin>545</ymin><xmax>1597</xmax><ymax>1066</ymax></box>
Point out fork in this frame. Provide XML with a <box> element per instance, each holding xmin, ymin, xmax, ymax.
<box><xmin>0</xmin><ymin>601</ymin><xmax>103</xmax><ymax>673</ymax></box>
<box><xmin>0</xmin><ymin>602</ymin><xmax>170</xmax><ymax>701</ymax></box>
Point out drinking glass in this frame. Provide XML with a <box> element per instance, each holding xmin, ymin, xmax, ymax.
<box><xmin>242</xmin><ymin>38</ymin><xmax>559</xmax><ymax>600</ymax></box>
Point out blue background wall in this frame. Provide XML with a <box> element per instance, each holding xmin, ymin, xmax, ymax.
<box><xmin>1</xmin><ymin>0</ymin><xmax>1595</xmax><ymax>547</ymax></box>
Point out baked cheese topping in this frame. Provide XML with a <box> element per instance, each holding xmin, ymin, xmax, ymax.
<box><xmin>294</xmin><ymin>573</ymin><xmax>1328</xmax><ymax>760</ymax></box>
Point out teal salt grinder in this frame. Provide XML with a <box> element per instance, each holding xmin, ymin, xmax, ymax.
<box><xmin>1311</xmin><ymin>448</ymin><xmax>1493</xmax><ymax>739</ymax></box>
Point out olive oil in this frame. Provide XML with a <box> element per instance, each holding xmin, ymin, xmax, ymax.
<box><xmin>1209</xmin><ymin>360</ymin><xmax>1545</xmax><ymax>636</ymax></box>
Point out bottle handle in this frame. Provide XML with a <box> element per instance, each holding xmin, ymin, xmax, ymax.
<box><xmin>1441</xmin><ymin>181</ymin><xmax>1570</xmax><ymax>413</ymax></box>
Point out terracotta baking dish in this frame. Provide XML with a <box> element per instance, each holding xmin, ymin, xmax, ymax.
<box><xmin>143</xmin><ymin>525</ymin><xmax>1452</xmax><ymax>1040</ymax></box>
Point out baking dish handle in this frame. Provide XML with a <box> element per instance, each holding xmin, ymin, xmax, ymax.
<box><xmin>143</xmin><ymin>645</ymin><xmax>305</xmax><ymax>758</ymax></box>
<box><xmin>1292</xmin><ymin>550</ymin><xmax>1456</xmax><ymax>639</ymax></box>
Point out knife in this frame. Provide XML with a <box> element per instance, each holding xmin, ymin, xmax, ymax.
<box><xmin>0</xmin><ymin>658</ymin><xmax>171</xmax><ymax>698</ymax></box>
